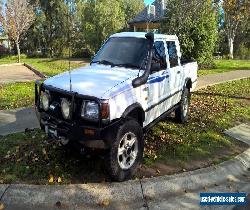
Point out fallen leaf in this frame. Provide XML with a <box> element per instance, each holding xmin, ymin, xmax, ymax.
<box><xmin>0</xmin><ymin>203</ymin><xmax>4</xmax><ymax>210</ymax></box>
<box><xmin>49</xmin><ymin>175</ymin><xmax>54</xmax><ymax>184</ymax></box>
<box><xmin>203</xmin><ymin>186</ymin><xmax>208</xmax><ymax>191</ymax></box>
<box><xmin>4</xmin><ymin>154</ymin><xmax>10</xmax><ymax>159</ymax></box>
<box><xmin>57</xmin><ymin>177</ymin><xmax>62</xmax><ymax>183</ymax></box>
<box><xmin>99</xmin><ymin>199</ymin><xmax>110</xmax><ymax>207</ymax></box>
<box><xmin>15</xmin><ymin>146</ymin><xmax>20</xmax><ymax>153</ymax></box>
<box><xmin>42</xmin><ymin>148</ymin><xmax>47</xmax><ymax>155</ymax></box>
<box><xmin>55</xmin><ymin>201</ymin><xmax>61</xmax><ymax>208</ymax></box>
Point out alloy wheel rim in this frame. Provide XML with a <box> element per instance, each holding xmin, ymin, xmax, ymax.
<box><xmin>117</xmin><ymin>132</ymin><xmax>138</xmax><ymax>170</ymax></box>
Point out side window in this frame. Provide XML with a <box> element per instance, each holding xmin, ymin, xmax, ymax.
<box><xmin>152</xmin><ymin>41</ymin><xmax>167</xmax><ymax>70</ymax></box>
<box><xmin>167</xmin><ymin>41</ymin><xmax>179</xmax><ymax>68</ymax></box>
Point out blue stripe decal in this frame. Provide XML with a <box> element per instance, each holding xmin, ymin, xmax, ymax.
<box><xmin>147</xmin><ymin>75</ymin><xmax>168</xmax><ymax>84</ymax></box>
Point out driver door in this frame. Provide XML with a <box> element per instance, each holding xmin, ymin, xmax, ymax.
<box><xmin>144</xmin><ymin>41</ymin><xmax>171</xmax><ymax>126</ymax></box>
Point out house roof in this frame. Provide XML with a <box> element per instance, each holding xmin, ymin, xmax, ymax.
<box><xmin>130</xmin><ymin>0</ymin><xmax>167</xmax><ymax>24</ymax></box>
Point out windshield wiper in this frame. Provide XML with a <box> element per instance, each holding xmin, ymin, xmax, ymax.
<box><xmin>92</xmin><ymin>60</ymin><xmax>115</xmax><ymax>66</ymax></box>
<box><xmin>114</xmin><ymin>63</ymin><xmax>139</xmax><ymax>69</ymax></box>
<box><xmin>92</xmin><ymin>60</ymin><xmax>139</xmax><ymax>69</ymax></box>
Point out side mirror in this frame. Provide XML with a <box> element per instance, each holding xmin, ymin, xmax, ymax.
<box><xmin>151</xmin><ymin>63</ymin><xmax>160</xmax><ymax>72</ymax></box>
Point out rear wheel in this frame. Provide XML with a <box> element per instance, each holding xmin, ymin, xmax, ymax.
<box><xmin>175</xmin><ymin>87</ymin><xmax>191</xmax><ymax>123</ymax></box>
<box><xmin>105</xmin><ymin>119</ymin><xmax>144</xmax><ymax>181</ymax></box>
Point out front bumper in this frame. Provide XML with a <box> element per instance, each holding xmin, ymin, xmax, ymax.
<box><xmin>35</xmin><ymin>81</ymin><xmax>120</xmax><ymax>148</ymax></box>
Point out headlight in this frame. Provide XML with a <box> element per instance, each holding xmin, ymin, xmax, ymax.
<box><xmin>81</xmin><ymin>101</ymin><xmax>99</xmax><ymax>120</ymax></box>
<box><xmin>41</xmin><ymin>92</ymin><xmax>50</xmax><ymax>111</ymax></box>
<box><xmin>61</xmin><ymin>98</ymin><xmax>71</xmax><ymax>119</ymax></box>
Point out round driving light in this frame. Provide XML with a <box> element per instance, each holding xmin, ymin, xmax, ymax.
<box><xmin>61</xmin><ymin>98</ymin><xmax>71</xmax><ymax>119</ymax></box>
<box><xmin>42</xmin><ymin>92</ymin><xmax>50</xmax><ymax>111</ymax></box>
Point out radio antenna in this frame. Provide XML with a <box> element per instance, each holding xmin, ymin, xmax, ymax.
<box><xmin>67</xmin><ymin>0</ymin><xmax>72</xmax><ymax>92</ymax></box>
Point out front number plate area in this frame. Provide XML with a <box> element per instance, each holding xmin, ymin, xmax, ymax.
<box><xmin>45</xmin><ymin>125</ymin><xmax>58</xmax><ymax>138</ymax></box>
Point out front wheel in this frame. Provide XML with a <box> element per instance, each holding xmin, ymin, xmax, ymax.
<box><xmin>175</xmin><ymin>87</ymin><xmax>191</xmax><ymax>123</ymax></box>
<box><xmin>105</xmin><ymin>119</ymin><xmax>144</xmax><ymax>182</ymax></box>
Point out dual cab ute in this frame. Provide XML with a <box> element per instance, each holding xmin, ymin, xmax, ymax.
<box><xmin>35</xmin><ymin>32</ymin><xmax>198</xmax><ymax>181</ymax></box>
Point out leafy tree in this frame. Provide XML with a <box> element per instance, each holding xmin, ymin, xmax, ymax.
<box><xmin>22</xmin><ymin>0</ymin><xmax>69</xmax><ymax>57</ymax></box>
<box><xmin>0</xmin><ymin>0</ymin><xmax>35</xmax><ymax>62</ymax></box>
<box><xmin>223</xmin><ymin>0</ymin><xmax>250</xmax><ymax>59</ymax></box>
<box><xmin>234</xmin><ymin>15</ymin><xmax>250</xmax><ymax>59</ymax></box>
<box><xmin>19</xmin><ymin>0</ymin><xmax>143</xmax><ymax>58</ymax></box>
<box><xmin>122</xmin><ymin>0</ymin><xmax>144</xmax><ymax>29</ymax></box>
<box><xmin>84</xmin><ymin>0</ymin><xmax>125</xmax><ymax>53</ymax></box>
<box><xmin>160</xmin><ymin>0</ymin><xmax>219</xmax><ymax>67</ymax></box>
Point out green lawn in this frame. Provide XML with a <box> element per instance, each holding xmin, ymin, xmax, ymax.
<box><xmin>0</xmin><ymin>82</ymin><xmax>35</xmax><ymax>110</ymax></box>
<box><xmin>144</xmin><ymin>78</ymin><xmax>250</xmax><ymax>166</ymax></box>
<box><xmin>0</xmin><ymin>79</ymin><xmax>249</xmax><ymax>184</ymax></box>
<box><xmin>0</xmin><ymin>55</ymin><xmax>89</xmax><ymax>76</ymax></box>
<box><xmin>22</xmin><ymin>58</ymin><xmax>88</xmax><ymax>77</ymax></box>
<box><xmin>199</xmin><ymin>59</ymin><xmax>250</xmax><ymax>76</ymax></box>
<box><xmin>0</xmin><ymin>55</ymin><xmax>19</xmax><ymax>65</ymax></box>
<box><xmin>0</xmin><ymin>56</ymin><xmax>89</xmax><ymax>110</ymax></box>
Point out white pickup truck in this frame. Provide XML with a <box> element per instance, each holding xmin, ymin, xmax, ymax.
<box><xmin>35</xmin><ymin>32</ymin><xmax>198</xmax><ymax>181</ymax></box>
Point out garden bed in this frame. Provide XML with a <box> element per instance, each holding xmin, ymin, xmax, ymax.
<box><xmin>0</xmin><ymin>79</ymin><xmax>249</xmax><ymax>184</ymax></box>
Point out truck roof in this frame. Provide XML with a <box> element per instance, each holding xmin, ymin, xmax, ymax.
<box><xmin>111</xmin><ymin>32</ymin><xmax>178</xmax><ymax>41</ymax></box>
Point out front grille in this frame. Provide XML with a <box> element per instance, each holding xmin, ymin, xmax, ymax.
<box><xmin>39</xmin><ymin>85</ymin><xmax>101</xmax><ymax>128</ymax></box>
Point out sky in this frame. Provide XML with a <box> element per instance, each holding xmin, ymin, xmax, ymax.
<box><xmin>145</xmin><ymin>0</ymin><xmax>154</xmax><ymax>5</ymax></box>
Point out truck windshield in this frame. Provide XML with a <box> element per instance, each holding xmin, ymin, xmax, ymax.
<box><xmin>91</xmin><ymin>37</ymin><xmax>150</xmax><ymax>69</ymax></box>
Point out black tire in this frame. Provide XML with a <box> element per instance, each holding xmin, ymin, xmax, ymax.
<box><xmin>105</xmin><ymin>119</ymin><xmax>144</xmax><ymax>182</ymax></box>
<box><xmin>175</xmin><ymin>87</ymin><xmax>191</xmax><ymax>123</ymax></box>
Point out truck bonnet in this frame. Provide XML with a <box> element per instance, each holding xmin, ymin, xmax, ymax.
<box><xmin>43</xmin><ymin>64</ymin><xmax>139</xmax><ymax>99</ymax></box>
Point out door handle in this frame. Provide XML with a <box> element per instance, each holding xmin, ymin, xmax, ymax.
<box><xmin>143</xmin><ymin>86</ymin><xmax>149</xmax><ymax>91</ymax></box>
<box><xmin>177</xmin><ymin>71</ymin><xmax>181</xmax><ymax>74</ymax></box>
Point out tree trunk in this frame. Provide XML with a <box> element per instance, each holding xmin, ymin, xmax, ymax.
<box><xmin>16</xmin><ymin>42</ymin><xmax>21</xmax><ymax>63</ymax></box>
<box><xmin>228</xmin><ymin>37</ymin><xmax>234</xmax><ymax>59</ymax></box>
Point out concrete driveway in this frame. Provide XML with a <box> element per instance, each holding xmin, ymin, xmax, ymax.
<box><xmin>0</xmin><ymin>64</ymin><xmax>41</xmax><ymax>84</ymax></box>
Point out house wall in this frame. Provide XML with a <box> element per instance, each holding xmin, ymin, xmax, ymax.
<box><xmin>132</xmin><ymin>22</ymin><xmax>160</xmax><ymax>32</ymax></box>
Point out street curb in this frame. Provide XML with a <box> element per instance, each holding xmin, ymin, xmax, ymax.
<box><xmin>0</xmin><ymin>148</ymin><xmax>249</xmax><ymax>209</ymax></box>
<box><xmin>1</xmin><ymin>180</ymin><xmax>145</xmax><ymax>210</ymax></box>
<box><xmin>24</xmin><ymin>63</ymin><xmax>47</xmax><ymax>79</ymax></box>
<box><xmin>141</xmin><ymin>148</ymin><xmax>250</xmax><ymax>201</ymax></box>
